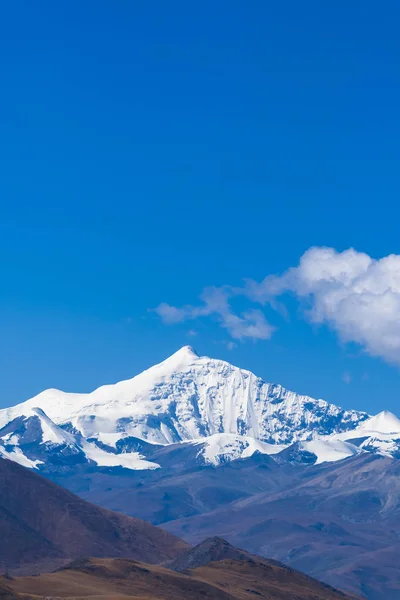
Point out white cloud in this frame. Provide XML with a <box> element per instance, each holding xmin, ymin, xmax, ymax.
<box><xmin>154</xmin><ymin>286</ymin><xmax>274</xmax><ymax>341</ymax></box>
<box><xmin>154</xmin><ymin>303</ymin><xmax>189</xmax><ymax>324</ymax></box>
<box><xmin>154</xmin><ymin>246</ymin><xmax>400</xmax><ymax>365</ymax></box>
<box><xmin>245</xmin><ymin>246</ymin><xmax>400</xmax><ymax>365</ymax></box>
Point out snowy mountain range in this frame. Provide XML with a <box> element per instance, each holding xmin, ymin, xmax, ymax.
<box><xmin>1</xmin><ymin>345</ymin><xmax>400</xmax><ymax>471</ymax></box>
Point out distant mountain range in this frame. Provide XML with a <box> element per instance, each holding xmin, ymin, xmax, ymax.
<box><xmin>1</xmin><ymin>346</ymin><xmax>400</xmax><ymax>473</ymax></box>
<box><xmin>1</xmin><ymin>347</ymin><xmax>400</xmax><ymax>598</ymax></box>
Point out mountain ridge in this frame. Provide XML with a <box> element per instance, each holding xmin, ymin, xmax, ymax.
<box><xmin>2</xmin><ymin>543</ymin><xmax>358</xmax><ymax>600</ymax></box>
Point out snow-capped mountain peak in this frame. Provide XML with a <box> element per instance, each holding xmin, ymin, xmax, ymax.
<box><xmin>158</xmin><ymin>345</ymin><xmax>200</xmax><ymax>368</ymax></box>
<box><xmin>0</xmin><ymin>346</ymin><xmax>398</xmax><ymax>470</ymax></box>
<box><xmin>359</xmin><ymin>410</ymin><xmax>400</xmax><ymax>434</ymax></box>
<box><xmin>329</xmin><ymin>408</ymin><xmax>400</xmax><ymax>459</ymax></box>
<box><xmin>30</xmin><ymin>407</ymin><xmax>77</xmax><ymax>446</ymax></box>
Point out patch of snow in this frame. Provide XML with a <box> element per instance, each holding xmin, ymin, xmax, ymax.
<box><xmin>94</xmin><ymin>432</ymin><xmax>125</xmax><ymax>448</ymax></box>
<box><xmin>359</xmin><ymin>436</ymin><xmax>400</xmax><ymax>457</ymax></box>
<box><xmin>193</xmin><ymin>433</ymin><xmax>287</xmax><ymax>466</ymax></box>
<box><xmin>81</xmin><ymin>441</ymin><xmax>160</xmax><ymax>470</ymax></box>
<box><xmin>300</xmin><ymin>439</ymin><xmax>361</xmax><ymax>464</ymax></box>
<box><xmin>0</xmin><ymin>446</ymin><xmax>43</xmax><ymax>469</ymax></box>
<box><xmin>0</xmin><ymin>433</ymin><xmax>19</xmax><ymax>445</ymax></box>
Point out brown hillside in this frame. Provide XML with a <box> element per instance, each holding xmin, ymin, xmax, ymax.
<box><xmin>0</xmin><ymin>458</ymin><xmax>188</xmax><ymax>573</ymax></box>
<box><xmin>2</xmin><ymin>550</ymin><xmax>358</xmax><ymax>600</ymax></box>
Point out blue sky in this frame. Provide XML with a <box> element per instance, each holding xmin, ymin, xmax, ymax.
<box><xmin>1</xmin><ymin>1</ymin><xmax>400</xmax><ymax>414</ymax></box>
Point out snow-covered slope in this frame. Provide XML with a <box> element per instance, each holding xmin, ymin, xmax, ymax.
<box><xmin>329</xmin><ymin>410</ymin><xmax>400</xmax><ymax>458</ymax></box>
<box><xmin>0</xmin><ymin>445</ymin><xmax>43</xmax><ymax>469</ymax></box>
<box><xmin>0</xmin><ymin>346</ymin><xmax>397</xmax><ymax>470</ymax></box>
<box><xmin>191</xmin><ymin>433</ymin><xmax>287</xmax><ymax>466</ymax></box>
<box><xmin>298</xmin><ymin>439</ymin><xmax>361</xmax><ymax>464</ymax></box>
